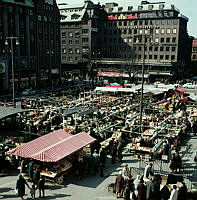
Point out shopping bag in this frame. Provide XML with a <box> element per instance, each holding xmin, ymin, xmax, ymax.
<box><xmin>15</xmin><ymin>188</ymin><xmax>18</xmax><ymax>195</ymax></box>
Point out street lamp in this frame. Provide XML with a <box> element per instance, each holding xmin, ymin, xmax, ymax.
<box><xmin>5</xmin><ymin>37</ymin><xmax>19</xmax><ymax>108</ymax></box>
<box><xmin>92</xmin><ymin>50</ymin><xmax>101</xmax><ymax>88</ymax></box>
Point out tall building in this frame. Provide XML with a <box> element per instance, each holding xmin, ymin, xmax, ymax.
<box><xmin>102</xmin><ymin>1</ymin><xmax>192</xmax><ymax>82</ymax></box>
<box><xmin>191</xmin><ymin>39</ymin><xmax>197</xmax><ymax>75</ymax></box>
<box><xmin>59</xmin><ymin>1</ymin><xmax>192</xmax><ymax>83</ymax></box>
<box><xmin>58</xmin><ymin>0</ymin><xmax>107</xmax><ymax>79</ymax></box>
<box><xmin>0</xmin><ymin>0</ymin><xmax>60</xmax><ymax>94</ymax></box>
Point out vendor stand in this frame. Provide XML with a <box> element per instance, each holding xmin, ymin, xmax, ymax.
<box><xmin>6</xmin><ymin>129</ymin><xmax>96</xmax><ymax>184</ymax></box>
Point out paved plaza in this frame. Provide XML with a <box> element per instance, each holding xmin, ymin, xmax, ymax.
<box><xmin>0</xmin><ymin>134</ymin><xmax>197</xmax><ymax>200</ymax></box>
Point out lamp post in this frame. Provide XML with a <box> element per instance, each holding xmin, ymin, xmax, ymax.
<box><xmin>5</xmin><ymin>37</ymin><xmax>19</xmax><ymax>108</ymax></box>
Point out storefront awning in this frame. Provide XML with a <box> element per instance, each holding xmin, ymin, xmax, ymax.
<box><xmin>0</xmin><ymin>107</ymin><xmax>26</xmax><ymax>120</ymax></box>
<box><xmin>7</xmin><ymin>129</ymin><xmax>96</xmax><ymax>162</ymax></box>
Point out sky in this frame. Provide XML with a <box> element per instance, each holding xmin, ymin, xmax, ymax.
<box><xmin>57</xmin><ymin>0</ymin><xmax>197</xmax><ymax>37</ymax></box>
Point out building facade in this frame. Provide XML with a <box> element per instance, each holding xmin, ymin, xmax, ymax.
<box><xmin>59</xmin><ymin>1</ymin><xmax>193</xmax><ymax>83</ymax></box>
<box><xmin>102</xmin><ymin>1</ymin><xmax>192</xmax><ymax>82</ymax></box>
<box><xmin>0</xmin><ymin>0</ymin><xmax>60</xmax><ymax>94</ymax></box>
<box><xmin>58</xmin><ymin>0</ymin><xmax>107</xmax><ymax>80</ymax></box>
<box><xmin>191</xmin><ymin>39</ymin><xmax>197</xmax><ymax>75</ymax></box>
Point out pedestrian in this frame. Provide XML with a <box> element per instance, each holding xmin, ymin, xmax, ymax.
<box><xmin>122</xmin><ymin>164</ymin><xmax>130</xmax><ymax>182</ymax></box>
<box><xmin>37</xmin><ymin>176</ymin><xmax>45</xmax><ymax>198</ymax></box>
<box><xmin>16</xmin><ymin>174</ymin><xmax>30</xmax><ymax>200</ymax></box>
<box><xmin>134</xmin><ymin>175</ymin><xmax>141</xmax><ymax>197</ymax></box>
<box><xmin>169</xmin><ymin>185</ymin><xmax>178</xmax><ymax>200</ymax></box>
<box><xmin>33</xmin><ymin>167</ymin><xmax>40</xmax><ymax>186</ymax></box>
<box><xmin>30</xmin><ymin>184</ymin><xmax>36</xmax><ymax>200</ymax></box>
<box><xmin>161</xmin><ymin>184</ymin><xmax>170</xmax><ymax>200</ymax></box>
<box><xmin>124</xmin><ymin>184</ymin><xmax>130</xmax><ymax>200</ymax></box>
<box><xmin>177</xmin><ymin>182</ymin><xmax>187</xmax><ymax>200</ymax></box>
<box><xmin>137</xmin><ymin>179</ymin><xmax>146</xmax><ymax>200</ymax></box>
<box><xmin>111</xmin><ymin>141</ymin><xmax>117</xmax><ymax>164</ymax></box>
<box><xmin>143</xmin><ymin>163</ymin><xmax>154</xmax><ymax>182</ymax></box>
<box><xmin>115</xmin><ymin>171</ymin><xmax>124</xmax><ymax>198</ymax></box>
<box><xmin>146</xmin><ymin>178</ymin><xmax>154</xmax><ymax>200</ymax></box>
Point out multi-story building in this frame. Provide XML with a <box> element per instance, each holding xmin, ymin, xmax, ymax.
<box><xmin>59</xmin><ymin>1</ymin><xmax>192</xmax><ymax>83</ymax></box>
<box><xmin>58</xmin><ymin>0</ymin><xmax>107</xmax><ymax>79</ymax></box>
<box><xmin>102</xmin><ymin>1</ymin><xmax>192</xmax><ymax>82</ymax></box>
<box><xmin>191</xmin><ymin>39</ymin><xmax>197</xmax><ymax>75</ymax></box>
<box><xmin>0</xmin><ymin>0</ymin><xmax>60</xmax><ymax>94</ymax></box>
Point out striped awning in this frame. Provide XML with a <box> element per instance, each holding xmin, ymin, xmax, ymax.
<box><xmin>7</xmin><ymin>129</ymin><xmax>96</xmax><ymax>162</ymax></box>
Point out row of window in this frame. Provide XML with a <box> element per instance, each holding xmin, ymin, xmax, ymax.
<box><xmin>106</xmin><ymin>19</ymin><xmax>178</xmax><ymax>27</ymax></box>
<box><xmin>62</xmin><ymin>48</ymin><xmax>80</xmax><ymax>54</ymax></box>
<box><xmin>137</xmin><ymin>54</ymin><xmax>176</xmax><ymax>60</ymax></box>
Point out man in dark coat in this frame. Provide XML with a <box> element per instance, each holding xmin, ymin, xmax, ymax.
<box><xmin>37</xmin><ymin>176</ymin><xmax>45</xmax><ymax>198</ymax></box>
<box><xmin>161</xmin><ymin>185</ymin><xmax>170</xmax><ymax>200</ymax></box>
<box><xmin>115</xmin><ymin>171</ymin><xmax>124</xmax><ymax>198</ymax></box>
<box><xmin>16</xmin><ymin>174</ymin><xmax>30</xmax><ymax>200</ymax></box>
<box><xmin>124</xmin><ymin>184</ymin><xmax>131</xmax><ymax>200</ymax></box>
<box><xmin>177</xmin><ymin>182</ymin><xmax>187</xmax><ymax>200</ymax></box>
<box><xmin>137</xmin><ymin>179</ymin><xmax>146</xmax><ymax>200</ymax></box>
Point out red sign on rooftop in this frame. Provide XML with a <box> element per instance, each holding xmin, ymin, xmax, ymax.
<box><xmin>108</xmin><ymin>14</ymin><xmax>137</xmax><ymax>20</ymax></box>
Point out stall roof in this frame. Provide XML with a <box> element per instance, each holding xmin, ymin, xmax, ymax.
<box><xmin>7</xmin><ymin>129</ymin><xmax>96</xmax><ymax>162</ymax></box>
<box><xmin>0</xmin><ymin>106</ymin><xmax>26</xmax><ymax>120</ymax></box>
<box><xmin>63</xmin><ymin>106</ymin><xmax>84</xmax><ymax>115</ymax></box>
<box><xmin>94</xmin><ymin>87</ymin><xmax>135</xmax><ymax>92</ymax></box>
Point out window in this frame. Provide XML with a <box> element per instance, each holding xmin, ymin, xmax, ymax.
<box><xmin>75</xmin><ymin>31</ymin><xmax>80</xmax><ymax>37</ymax></box>
<box><xmin>82</xmin><ymin>38</ymin><xmax>88</xmax><ymax>43</ymax></box>
<box><xmin>138</xmin><ymin>46</ymin><xmax>142</xmax><ymax>51</ymax></box>
<box><xmin>75</xmin><ymin>40</ymin><xmax>79</xmax><ymax>44</ymax></box>
<box><xmin>76</xmin><ymin>49</ymin><xmax>80</xmax><ymax>54</ymax></box>
<box><xmin>156</xmin><ymin>29</ymin><xmax>159</xmax><ymax>34</ymax></box>
<box><xmin>124</xmin><ymin>38</ymin><xmax>127</xmax><ymax>42</ymax></box>
<box><xmin>155</xmin><ymin>20</ymin><xmax>160</xmax><ymax>25</ymax></box>
<box><xmin>160</xmin><ymin>55</ymin><xmax>164</xmax><ymax>60</ymax></box>
<box><xmin>193</xmin><ymin>55</ymin><xmax>197</xmax><ymax>59</ymax></box>
<box><xmin>124</xmin><ymin>21</ymin><xmax>127</xmax><ymax>26</ymax></box>
<box><xmin>139</xmin><ymin>29</ymin><xmax>143</xmax><ymax>34</ymax></box>
<box><xmin>134</xmin><ymin>29</ymin><xmax>137</xmax><ymax>34</ymax></box>
<box><xmin>145</xmin><ymin>30</ymin><xmax>148</xmax><ymax>34</ymax></box>
<box><xmin>160</xmin><ymin>47</ymin><xmax>164</xmax><ymax>51</ymax></box>
<box><xmin>145</xmin><ymin>20</ymin><xmax>148</xmax><ymax>25</ymax></box>
<box><xmin>128</xmin><ymin>38</ymin><xmax>132</xmax><ymax>43</ymax></box>
<box><xmin>138</xmin><ymin>6</ymin><xmax>143</xmax><ymax>11</ymax></box>
<box><xmin>155</xmin><ymin>38</ymin><xmax>159</xmax><ymax>43</ymax></box>
<box><xmin>69</xmin><ymin>40</ymin><xmax>72</xmax><ymax>45</ymax></box>
<box><xmin>62</xmin><ymin>33</ymin><xmax>66</xmax><ymax>37</ymax></box>
<box><xmin>154</xmin><ymin>55</ymin><xmax>158</xmax><ymax>59</ymax></box>
<box><xmin>62</xmin><ymin>49</ymin><xmax>66</xmax><ymax>53</ymax></box>
<box><xmin>159</xmin><ymin>4</ymin><xmax>164</xmax><ymax>10</ymax></box>
<box><xmin>148</xmin><ymin>5</ymin><xmax>153</xmax><ymax>10</ymax></box>
<box><xmin>173</xmin><ymin>19</ymin><xmax>178</xmax><ymax>25</ymax></box>
<box><xmin>134</xmin><ymin>21</ymin><xmax>137</xmax><ymax>25</ymax></box>
<box><xmin>139</xmin><ymin>21</ymin><xmax>143</xmax><ymax>25</ymax></box>
<box><xmin>160</xmin><ymin>38</ymin><xmax>164</xmax><ymax>43</ymax></box>
<box><xmin>161</xmin><ymin>20</ymin><xmax>166</xmax><ymax>25</ymax></box>
<box><xmin>149</xmin><ymin>55</ymin><xmax>152</xmax><ymax>59</ymax></box>
<box><xmin>82</xmin><ymin>29</ymin><xmax>88</xmax><ymax>34</ymax></box>
<box><xmin>165</xmin><ymin>55</ymin><xmax>169</xmax><ymax>60</ymax></box>
<box><xmin>138</xmin><ymin>55</ymin><xmax>142</xmax><ymax>59</ymax></box>
<box><xmin>68</xmin><ymin>48</ymin><xmax>73</xmax><ymax>54</ymax></box>
<box><xmin>167</xmin><ymin>28</ymin><xmax>171</xmax><ymax>34</ymax></box>
<box><xmin>128</xmin><ymin>29</ymin><xmax>132</xmax><ymax>34</ymax></box>
<box><xmin>172</xmin><ymin>37</ymin><xmax>176</xmax><ymax>43</ymax></box>
<box><xmin>173</xmin><ymin>28</ymin><xmax>177</xmax><ymax>34</ymax></box>
<box><xmin>172</xmin><ymin>47</ymin><xmax>176</xmax><ymax>52</ymax></box>
<box><xmin>69</xmin><ymin>32</ymin><xmax>73</xmax><ymax>37</ymax></box>
<box><xmin>171</xmin><ymin>55</ymin><xmax>175</xmax><ymax>60</ymax></box>
<box><xmin>167</xmin><ymin>20</ymin><xmax>172</xmax><ymax>25</ymax></box>
<box><xmin>161</xmin><ymin>28</ymin><xmax>165</xmax><ymax>34</ymax></box>
<box><xmin>154</xmin><ymin>47</ymin><xmax>158</xmax><ymax>51</ymax></box>
<box><xmin>149</xmin><ymin>46</ymin><xmax>153</xmax><ymax>51</ymax></box>
<box><xmin>166</xmin><ymin>37</ymin><xmax>170</xmax><ymax>43</ymax></box>
<box><xmin>123</xmin><ymin>29</ymin><xmax>127</xmax><ymax>34</ymax></box>
<box><xmin>119</xmin><ymin>21</ymin><xmax>122</xmax><ymax>26</ymax></box>
<box><xmin>166</xmin><ymin>47</ymin><xmax>170</xmax><ymax>51</ymax></box>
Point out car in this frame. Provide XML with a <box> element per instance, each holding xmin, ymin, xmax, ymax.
<box><xmin>183</xmin><ymin>83</ymin><xmax>196</xmax><ymax>89</ymax></box>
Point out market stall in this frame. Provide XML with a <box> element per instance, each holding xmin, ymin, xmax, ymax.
<box><xmin>7</xmin><ymin>129</ymin><xmax>96</xmax><ymax>184</ymax></box>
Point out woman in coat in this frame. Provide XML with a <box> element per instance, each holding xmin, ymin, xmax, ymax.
<box><xmin>115</xmin><ymin>171</ymin><xmax>124</xmax><ymax>198</ymax></box>
<box><xmin>16</xmin><ymin>174</ymin><xmax>30</xmax><ymax>200</ymax></box>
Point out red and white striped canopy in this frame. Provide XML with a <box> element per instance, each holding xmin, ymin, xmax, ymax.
<box><xmin>7</xmin><ymin>129</ymin><xmax>96</xmax><ymax>162</ymax></box>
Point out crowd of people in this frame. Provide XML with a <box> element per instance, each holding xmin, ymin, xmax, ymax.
<box><xmin>114</xmin><ymin>163</ymin><xmax>187</xmax><ymax>200</ymax></box>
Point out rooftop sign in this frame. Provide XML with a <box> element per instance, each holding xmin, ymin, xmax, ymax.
<box><xmin>108</xmin><ymin>14</ymin><xmax>137</xmax><ymax>20</ymax></box>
